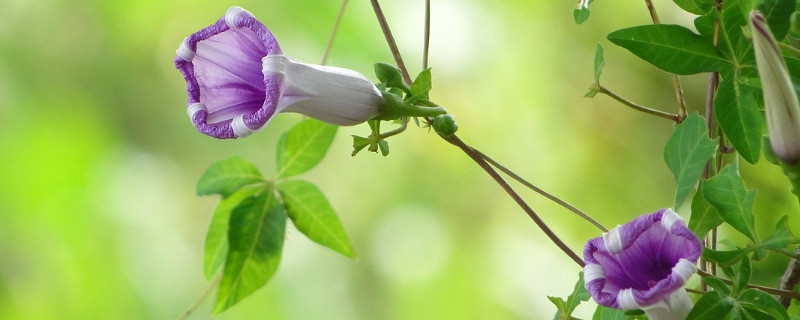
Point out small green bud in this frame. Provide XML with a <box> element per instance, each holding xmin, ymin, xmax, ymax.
<box><xmin>791</xmin><ymin>12</ymin><xmax>800</xmax><ymax>38</ymax></box>
<box><xmin>433</xmin><ymin>114</ymin><xmax>458</xmax><ymax>138</ymax></box>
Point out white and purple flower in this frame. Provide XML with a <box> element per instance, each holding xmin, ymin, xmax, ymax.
<box><xmin>175</xmin><ymin>6</ymin><xmax>384</xmax><ymax>139</ymax></box>
<box><xmin>583</xmin><ymin>209</ymin><xmax>702</xmax><ymax>320</ymax></box>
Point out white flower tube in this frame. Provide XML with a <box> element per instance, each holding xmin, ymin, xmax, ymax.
<box><xmin>263</xmin><ymin>54</ymin><xmax>384</xmax><ymax>126</ymax></box>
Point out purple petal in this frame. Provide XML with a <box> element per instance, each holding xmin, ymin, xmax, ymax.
<box><xmin>175</xmin><ymin>7</ymin><xmax>282</xmax><ymax>139</ymax></box>
<box><xmin>583</xmin><ymin>209</ymin><xmax>701</xmax><ymax>309</ymax></box>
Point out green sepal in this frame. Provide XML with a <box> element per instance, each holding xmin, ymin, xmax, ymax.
<box><xmin>374</xmin><ymin>63</ymin><xmax>409</xmax><ymax>94</ymax></box>
<box><xmin>374</xmin><ymin>91</ymin><xmax>447</xmax><ymax>121</ymax></box>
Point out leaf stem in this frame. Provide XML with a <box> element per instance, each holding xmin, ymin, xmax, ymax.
<box><xmin>379</xmin><ymin>118</ymin><xmax>409</xmax><ymax>139</ymax></box>
<box><xmin>597</xmin><ymin>85</ymin><xmax>680</xmax><ymax>122</ymax></box>
<box><xmin>369</xmin><ymin>0</ymin><xmax>413</xmax><ymax>84</ymax></box>
<box><xmin>423</xmin><ymin>0</ymin><xmax>431</xmax><ymax>69</ymax></box>
<box><xmin>698</xmin><ymin>270</ymin><xmax>800</xmax><ymax>301</ymax></box>
<box><xmin>369</xmin><ymin>0</ymin><xmax>584</xmax><ymax>267</ymax></box>
<box><xmin>641</xmin><ymin>0</ymin><xmax>687</xmax><ymax>121</ymax></box>
<box><xmin>445</xmin><ymin>135</ymin><xmax>584</xmax><ymax>267</ymax></box>
<box><xmin>779</xmin><ymin>41</ymin><xmax>800</xmax><ymax>57</ymax></box>
<box><xmin>176</xmin><ymin>274</ymin><xmax>222</xmax><ymax>320</ymax></box>
<box><xmin>473</xmin><ymin>150</ymin><xmax>608</xmax><ymax>232</ymax></box>
<box><xmin>321</xmin><ymin>0</ymin><xmax>349</xmax><ymax>65</ymax></box>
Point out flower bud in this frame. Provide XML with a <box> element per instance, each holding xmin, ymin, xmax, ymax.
<box><xmin>751</xmin><ymin>10</ymin><xmax>800</xmax><ymax>163</ymax></box>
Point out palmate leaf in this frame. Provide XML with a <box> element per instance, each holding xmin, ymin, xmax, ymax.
<box><xmin>664</xmin><ymin>113</ymin><xmax>719</xmax><ymax>208</ymax></box>
<box><xmin>689</xmin><ymin>188</ymin><xmax>723</xmax><ymax>237</ymax></box>
<box><xmin>550</xmin><ymin>271</ymin><xmax>590</xmax><ymax>320</ymax></box>
<box><xmin>607</xmin><ymin>24</ymin><xmax>729</xmax><ymax>75</ymax></box>
<box><xmin>592</xmin><ymin>305</ymin><xmax>626</xmax><ymax>320</ymax></box>
<box><xmin>277</xmin><ymin>180</ymin><xmax>355</xmax><ymax>258</ymax></box>
<box><xmin>687</xmin><ymin>290</ymin><xmax>735</xmax><ymax>320</ymax></box>
<box><xmin>758</xmin><ymin>0</ymin><xmax>795</xmax><ymax>41</ymax></box>
<box><xmin>276</xmin><ymin>119</ymin><xmax>338</xmax><ymax>179</ymax></box>
<box><xmin>714</xmin><ymin>74</ymin><xmax>762</xmax><ymax>164</ymax></box>
<box><xmin>214</xmin><ymin>187</ymin><xmax>287</xmax><ymax>313</ymax></box>
<box><xmin>197</xmin><ymin>156</ymin><xmax>264</xmax><ymax>197</ymax></box>
<box><xmin>203</xmin><ymin>184</ymin><xmax>266</xmax><ymax>279</ymax></box>
<box><xmin>737</xmin><ymin>289</ymin><xmax>790</xmax><ymax>320</ymax></box>
<box><xmin>701</xmin><ymin>165</ymin><xmax>758</xmax><ymax>242</ymax></box>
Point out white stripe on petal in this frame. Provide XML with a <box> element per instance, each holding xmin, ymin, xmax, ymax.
<box><xmin>187</xmin><ymin>102</ymin><xmax>206</xmax><ymax>119</ymax></box>
<box><xmin>583</xmin><ymin>263</ymin><xmax>606</xmax><ymax>284</ymax></box>
<box><xmin>603</xmin><ymin>225</ymin><xmax>624</xmax><ymax>254</ymax></box>
<box><xmin>176</xmin><ymin>38</ymin><xmax>195</xmax><ymax>62</ymax></box>
<box><xmin>225</xmin><ymin>6</ymin><xmax>253</xmax><ymax>29</ymax></box>
<box><xmin>231</xmin><ymin>114</ymin><xmax>257</xmax><ymax>138</ymax></box>
<box><xmin>617</xmin><ymin>288</ymin><xmax>641</xmax><ymax>310</ymax></box>
<box><xmin>672</xmin><ymin>258</ymin><xmax>697</xmax><ymax>284</ymax></box>
<box><xmin>660</xmin><ymin>209</ymin><xmax>683</xmax><ymax>232</ymax></box>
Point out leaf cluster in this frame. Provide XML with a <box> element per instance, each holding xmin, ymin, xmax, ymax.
<box><xmin>196</xmin><ymin>119</ymin><xmax>355</xmax><ymax>313</ymax></box>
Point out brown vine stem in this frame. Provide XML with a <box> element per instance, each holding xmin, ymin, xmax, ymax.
<box><xmin>598</xmin><ymin>85</ymin><xmax>680</xmax><ymax>122</ymax></box>
<box><xmin>698</xmin><ymin>270</ymin><xmax>800</xmax><ymax>301</ymax></box>
<box><xmin>643</xmin><ymin>0</ymin><xmax>687</xmax><ymax>121</ymax></box>
<box><xmin>423</xmin><ymin>0</ymin><xmax>431</xmax><ymax>69</ymax></box>
<box><xmin>370</xmin><ymin>0</ymin><xmax>412</xmax><ymax>84</ymax></box>
<box><xmin>176</xmin><ymin>274</ymin><xmax>221</xmax><ymax>320</ymax></box>
<box><xmin>445</xmin><ymin>135</ymin><xmax>584</xmax><ymax>267</ymax></box>
<box><xmin>474</xmin><ymin>150</ymin><xmax>608</xmax><ymax>232</ymax></box>
<box><xmin>321</xmin><ymin>0</ymin><xmax>349</xmax><ymax>65</ymax></box>
<box><xmin>368</xmin><ymin>0</ymin><xmax>584</xmax><ymax>267</ymax></box>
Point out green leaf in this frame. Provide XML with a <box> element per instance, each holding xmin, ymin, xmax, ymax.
<box><xmin>687</xmin><ymin>290</ymin><xmax>735</xmax><ymax>320</ymax></box>
<box><xmin>733</xmin><ymin>256</ymin><xmax>752</xmax><ymax>296</ymax></box>
<box><xmin>758</xmin><ymin>0</ymin><xmax>795</xmax><ymax>41</ymax></box>
<box><xmin>761</xmin><ymin>216</ymin><xmax>793</xmax><ymax>250</ymax></box>
<box><xmin>664</xmin><ymin>113</ymin><xmax>719</xmax><ymax>208</ymax></box>
<box><xmin>695</xmin><ymin>13</ymin><xmax>716</xmax><ymax>39</ymax></box>
<box><xmin>705</xmin><ymin>276</ymin><xmax>732</xmax><ymax>295</ymax></box>
<box><xmin>277</xmin><ymin>180</ymin><xmax>355</xmax><ymax>258</ymax></box>
<box><xmin>215</xmin><ymin>188</ymin><xmax>287</xmax><ymax>313</ymax></box>
<box><xmin>718</xmin><ymin>0</ymin><xmax>755</xmax><ymax>67</ymax></box>
<box><xmin>738</xmin><ymin>288</ymin><xmax>790</xmax><ymax>320</ymax></box>
<box><xmin>203</xmin><ymin>184</ymin><xmax>266</xmax><ymax>280</ymax></box>
<box><xmin>673</xmin><ymin>0</ymin><xmax>712</xmax><ymax>14</ymax></box>
<box><xmin>351</xmin><ymin>135</ymin><xmax>370</xmax><ymax>156</ymax></box>
<box><xmin>689</xmin><ymin>188</ymin><xmax>724</xmax><ymax>237</ymax></box>
<box><xmin>714</xmin><ymin>74</ymin><xmax>762</xmax><ymax>164</ymax></box>
<box><xmin>593</xmin><ymin>43</ymin><xmax>605</xmax><ymax>85</ymax></box>
<box><xmin>592</xmin><ymin>305</ymin><xmax>627</xmax><ymax>320</ymax></box>
<box><xmin>552</xmin><ymin>272</ymin><xmax>590</xmax><ymax>320</ymax></box>
<box><xmin>275</xmin><ymin>131</ymin><xmax>288</xmax><ymax>171</ymax></box>
<box><xmin>197</xmin><ymin>156</ymin><xmax>264</xmax><ymax>197</ymax></box>
<box><xmin>607</xmin><ymin>24</ymin><xmax>730</xmax><ymax>75</ymax></box>
<box><xmin>276</xmin><ymin>119</ymin><xmax>338</xmax><ymax>179</ymax></box>
<box><xmin>573</xmin><ymin>6</ymin><xmax>590</xmax><ymax>25</ymax></box>
<box><xmin>704</xmin><ymin>247</ymin><xmax>750</xmax><ymax>266</ymax></box>
<box><xmin>377</xmin><ymin>139</ymin><xmax>389</xmax><ymax>156</ymax></box>
<box><xmin>374</xmin><ymin>63</ymin><xmax>409</xmax><ymax>93</ymax></box>
<box><xmin>410</xmin><ymin>68</ymin><xmax>432</xmax><ymax>100</ymax></box>
<box><xmin>701</xmin><ymin>165</ymin><xmax>758</xmax><ymax>241</ymax></box>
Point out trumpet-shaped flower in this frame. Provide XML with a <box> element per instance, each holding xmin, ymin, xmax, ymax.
<box><xmin>175</xmin><ymin>6</ymin><xmax>383</xmax><ymax>139</ymax></box>
<box><xmin>583</xmin><ymin>209</ymin><xmax>701</xmax><ymax>320</ymax></box>
<box><xmin>751</xmin><ymin>10</ymin><xmax>800</xmax><ymax>163</ymax></box>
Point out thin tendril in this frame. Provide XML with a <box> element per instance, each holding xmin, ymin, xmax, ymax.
<box><xmin>321</xmin><ymin>0</ymin><xmax>350</xmax><ymax>65</ymax></box>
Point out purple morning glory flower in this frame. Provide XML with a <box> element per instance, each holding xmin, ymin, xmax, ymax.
<box><xmin>175</xmin><ymin>6</ymin><xmax>384</xmax><ymax>139</ymax></box>
<box><xmin>583</xmin><ymin>209</ymin><xmax>702</xmax><ymax>320</ymax></box>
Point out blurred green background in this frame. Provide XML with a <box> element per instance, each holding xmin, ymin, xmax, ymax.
<box><xmin>1</xmin><ymin>0</ymin><xmax>797</xmax><ymax>318</ymax></box>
